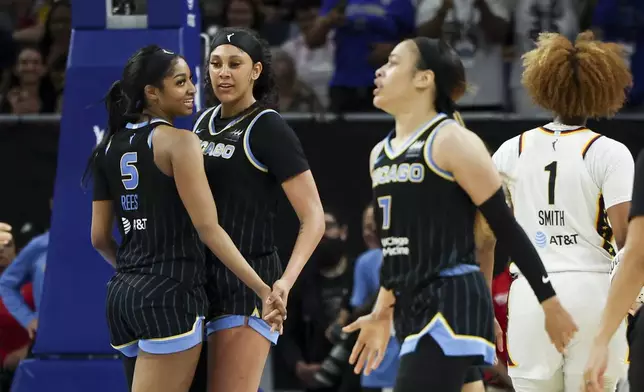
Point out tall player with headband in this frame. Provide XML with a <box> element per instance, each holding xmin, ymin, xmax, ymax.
<box><xmin>86</xmin><ymin>45</ymin><xmax>285</xmax><ymax>392</ymax></box>
<box><xmin>493</xmin><ymin>31</ymin><xmax>634</xmax><ymax>392</ymax></box>
<box><xmin>192</xmin><ymin>27</ymin><xmax>325</xmax><ymax>392</ymax></box>
<box><xmin>341</xmin><ymin>36</ymin><xmax>577</xmax><ymax>392</ymax></box>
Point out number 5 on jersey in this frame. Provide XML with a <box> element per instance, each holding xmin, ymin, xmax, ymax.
<box><xmin>120</xmin><ymin>152</ymin><xmax>139</xmax><ymax>190</ymax></box>
<box><xmin>378</xmin><ymin>196</ymin><xmax>392</xmax><ymax>230</ymax></box>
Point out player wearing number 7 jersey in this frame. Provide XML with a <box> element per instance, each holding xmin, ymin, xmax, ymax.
<box><xmin>492</xmin><ymin>31</ymin><xmax>634</xmax><ymax>392</ymax></box>
<box><xmin>84</xmin><ymin>46</ymin><xmax>284</xmax><ymax>392</ymax></box>
<box><xmin>343</xmin><ymin>37</ymin><xmax>577</xmax><ymax>392</ymax></box>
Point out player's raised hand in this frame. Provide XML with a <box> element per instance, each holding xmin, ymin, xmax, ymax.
<box><xmin>342</xmin><ymin>311</ymin><xmax>391</xmax><ymax>376</ymax></box>
<box><xmin>542</xmin><ymin>296</ymin><xmax>578</xmax><ymax>353</ymax></box>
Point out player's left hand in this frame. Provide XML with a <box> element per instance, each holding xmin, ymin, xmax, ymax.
<box><xmin>265</xmin><ymin>278</ymin><xmax>291</xmax><ymax>315</ymax></box>
<box><xmin>582</xmin><ymin>340</ymin><xmax>609</xmax><ymax>392</ymax></box>
<box><xmin>342</xmin><ymin>310</ymin><xmax>392</xmax><ymax>376</ymax></box>
<box><xmin>262</xmin><ymin>294</ymin><xmax>286</xmax><ymax>334</ymax></box>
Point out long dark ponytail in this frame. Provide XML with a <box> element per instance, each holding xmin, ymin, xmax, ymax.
<box><xmin>412</xmin><ymin>37</ymin><xmax>467</xmax><ymax>125</ymax></box>
<box><xmin>81</xmin><ymin>45</ymin><xmax>181</xmax><ymax>187</ymax></box>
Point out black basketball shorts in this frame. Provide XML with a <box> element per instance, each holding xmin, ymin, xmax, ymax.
<box><xmin>106</xmin><ymin>273</ymin><xmax>208</xmax><ymax>357</ymax></box>
<box><xmin>204</xmin><ymin>251</ymin><xmax>282</xmax><ymax>344</ymax></box>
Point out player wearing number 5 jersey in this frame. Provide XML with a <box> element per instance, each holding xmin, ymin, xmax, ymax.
<box><xmin>492</xmin><ymin>32</ymin><xmax>634</xmax><ymax>392</ymax></box>
<box><xmin>85</xmin><ymin>46</ymin><xmax>283</xmax><ymax>392</ymax></box>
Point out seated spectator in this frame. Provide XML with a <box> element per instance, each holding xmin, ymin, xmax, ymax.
<box><xmin>304</xmin><ymin>0</ymin><xmax>416</xmax><ymax>113</ymax></box>
<box><xmin>272</xmin><ymin>48</ymin><xmax>323</xmax><ymax>113</ymax></box>
<box><xmin>0</xmin><ymin>230</ymin><xmax>48</xmax><ymax>340</ymax></box>
<box><xmin>0</xmin><ymin>45</ymin><xmax>57</xmax><ymax>114</ymax></box>
<box><xmin>592</xmin><ymin>0</ymin><xmax>644</xmax><ymax>110</ymax></box>
<box><xmin>0</xmin><ymin>237</ymin><xmax>35</xmax><ymax>390</ymax></box>
<box><xmin>282</xmin><ymin>1</ymin><xmax>335</xmax><ymax>108</ymax></box>
<box><xmin>39</xmin><ymin>0</ymin><xmax>70</xmax><ymax>70</ymax></box>
<box><xmin>510</xmin><ymin>0</ymin><xmax>580</xmax><ymax>115</ymax></box>
<box><xmin>415</xmin><ymin>0</ymin><xmax>510</xmax><ymax>110</ymax></box>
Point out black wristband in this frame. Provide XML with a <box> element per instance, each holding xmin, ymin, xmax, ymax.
<box><xmin>479</xmin><ymin>187</ymin><xmax>556</xmax><ymax>303</ymax></box>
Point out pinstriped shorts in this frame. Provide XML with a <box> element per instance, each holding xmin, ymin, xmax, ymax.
<box><xmin>106</xmin><ymin>273</ymin><xmax>208</xmax><ymax>356</ymax></box>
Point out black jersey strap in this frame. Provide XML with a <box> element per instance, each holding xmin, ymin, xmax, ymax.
<box><xmin>479</xmin><ymin>187</ymin><xmax>556</xmax><ymax>303</ymax></box>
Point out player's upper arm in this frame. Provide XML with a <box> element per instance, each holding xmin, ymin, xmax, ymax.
<box><xmin>433</xmin><ymin>122</ymin><xmax>503</xmax><ymax>206</ymax></box>
<box><xmin>588</xmin><ymin>138</ymin><xmax>635</xmax><ymax>249</ymax></box>
<box><xmin>249</xmin><ymin>111</ymin><xmax>310</xmax><ymax>183</ymax></box>
<box><xmin>168</xmin><ymin>131</ymin><xmax>220</xmax><ymax>234</ymax></box>
<box><xmin>91</xmin><ymin>200</ymin><xmax>114</xmax><ymax>250</ymax></box>
<box><xmin>491</xmin><ymin>136</ymin><xmax>520</xmax><ymax>176</ymax></box>
<box><xmin>92</xmin><ymin>151</ymin><xmax>111</xmax><ymax>201</ymax></box>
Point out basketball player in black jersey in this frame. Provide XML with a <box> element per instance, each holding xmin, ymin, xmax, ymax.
<box><xmin>192</xmin><ymin>27</ymin><xmax>325</xmax><ymax>392</ymax></box>
<box><xmin>86</xmin><ymin>45</ymin><xmax>285</xmax><ymax>392</ymax></box>
<box><xmin>341</xmin><ymin>37</ymin><xmax>579</xmax><ymax>392</ymax></box>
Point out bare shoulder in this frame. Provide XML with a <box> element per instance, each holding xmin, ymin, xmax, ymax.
<box><xmin>433</xmin><ymin>121</ymin><xmax>487</xmax><ymax>156</ymax></box>
<box><xmin>154</xmin><ymin>125</ymin><xmax>201</xmax><ymax>150</ymax></box>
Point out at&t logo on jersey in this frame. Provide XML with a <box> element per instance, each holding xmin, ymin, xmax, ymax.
<box><xmin>372</xmin><ymin>163</ymin><xmax>425</xmax><ymax>187</ymax></box>
<box><xmin>535</xmin><ymin>231</ymin><xmax>547</xmax><ymax>248</ymax></box>
<box><xmin>200</xmin><ymin>140</ymin><xmax>235</xmax><ymax>159</ymax></box>
<box><xmin>534</xmin><ymin>230</ymin><xmax>579</xmax><ymax>248</ymax></box>
<box><xmin>121</xmin><ymin>217</ymin><xmax>148</xmax><ymax>234</ymax></box>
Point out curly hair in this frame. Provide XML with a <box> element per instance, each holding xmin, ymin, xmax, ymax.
<box><xmin>521</xmin><ymin>31</ymin><xmax>633</xmax><ymax>119</ymax></box>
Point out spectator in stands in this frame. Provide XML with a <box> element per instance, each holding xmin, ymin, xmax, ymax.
<box><xmin>304</xmin><ymin>0</ymin><xmax>415</xmax><ymax>113</ymax></box>
<box><xmin>39</xmin><ymin>0</ymin><xmax>70</xmax><ymax>70</ymax></box>
<box><xmin>349</xmin><ymin>204</ymin><xmax>400</xmax><ymax>392</ymax></box>
<box><xmin>272</xmin><ymin>48</ymin><xmax>324</xmax><ymax>113</ymax></box>
<box><xmin>415</xmin><ymin>0</ymin><xmax>510</xmax><ymax>110</ymax></box>
<box><xmin>0</xmin><ymin>229</ymin><xmax>47</xmax><ymax>341</ymax></box>
<box><xmin>510</xmin><ymin>0</ymin><xmax>580</xmax><ymax>115</ymax></box>
<box><xmin>0</xmin><ymin>45</ymin><xmax>57</xmax><ymax>114</ymax></box>
<box><xmin>6</xmin><ymin>0</ymin><xmax>42</xmax><ymax>43</ymax></box>
<box><xmin>0</xmin><ymin>237</ymin><xmax>34</xmax><ymax>385</ymax></box>
<box><xmin>0</xmin><ymin>224</ymin><xmax>11</xmax><ymax>247</ymax></box>
<box><xmin>281</xmin><ymin>1</ymin><xmax>335</xmax><ymax>108</ymax></box>
<box><xmin>279</xmin><ymin>209</ymin><xmax>356</xmax><ymax>391</ymax></box>
<box><xmin>258</xmin><ymin>0</ymin><xmax>296</xmax><ymax>46</ymax></box>
<box><xmin>221</xmin><ymin>0</ymin><xmax>263</xmax><ymax>32</ymax></box>
<box><xmin>592</xmin><ymin>0</ymin><xmax>644</xmax><ymax>110</ymax></box>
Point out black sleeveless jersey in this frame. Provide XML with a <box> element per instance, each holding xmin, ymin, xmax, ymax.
<box><xmin>92</xmin><ymin>118</ymin><xmax>206</xmax><ymax>291</ymax></box>
<box><xmin>371</xmin><ymin>114</ymin><xmax>478</xmax><ymax>295</ymax></box>
<box><xmin>192</xmin><ymin>103</ymin><xmax>310</xmax><ymax>258</ymax></box>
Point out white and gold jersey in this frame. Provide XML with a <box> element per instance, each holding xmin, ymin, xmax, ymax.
<box><xmin>493</xmin><ymin>123</ymin><xmax>634</xmax><ymax>274</ymax></box>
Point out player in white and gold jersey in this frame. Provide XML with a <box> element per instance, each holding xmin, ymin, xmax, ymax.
<box><xmin>492</xmin><ymin>31</ymin><xmax>634</xmax><ymax>392</ymax></box>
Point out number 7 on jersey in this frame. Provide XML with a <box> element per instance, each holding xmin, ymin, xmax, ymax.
<box><xmin>378</xmin><ymin>196</ymin><xmax>392</xmax><ymax>230</ymax></box>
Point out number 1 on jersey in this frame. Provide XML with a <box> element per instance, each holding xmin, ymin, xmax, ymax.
<box><xmin>120</xmin><ymin>152</ymin><xmax>139</xmax><ymax>190</ymax></box>
<box><xmin>378</xmin><ymin>196</ymin><xmax>392</xmax><ymax>230</ymax></box>
<box><xmin>544</xmin><ymin>161</ymin><xmax>557</xmax><ymax>205</ymax></box>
